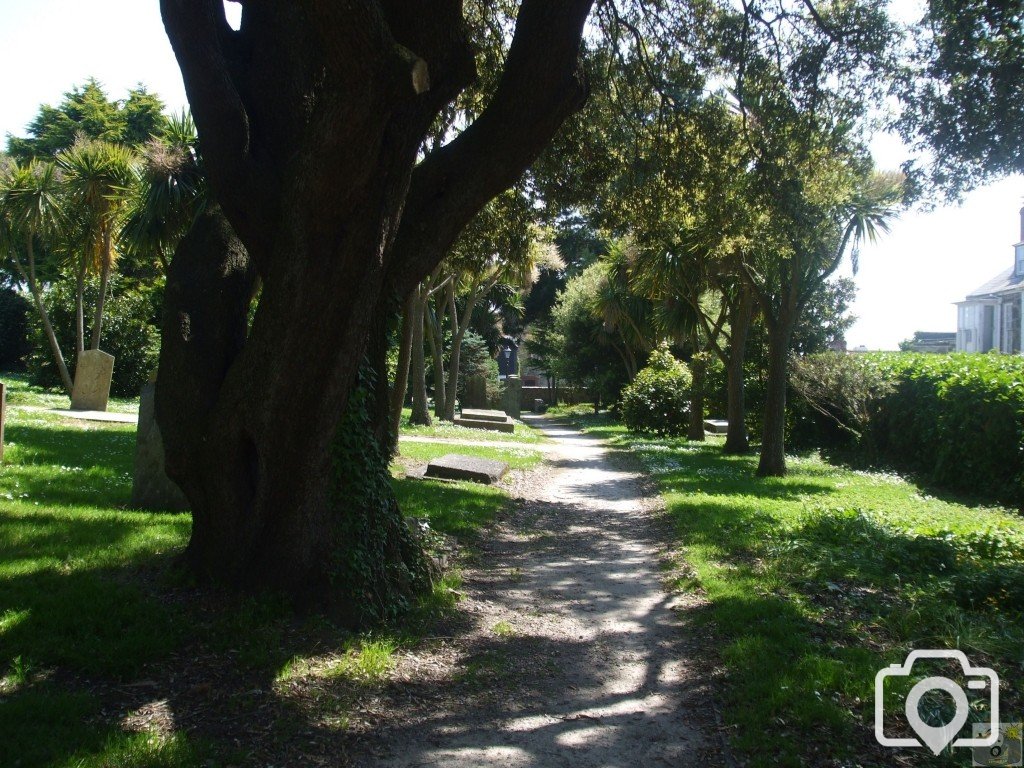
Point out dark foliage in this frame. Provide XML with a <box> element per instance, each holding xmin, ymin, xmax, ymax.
<box><xmin>0</xmin><ymin>288</ymin><xmax>32</xmax><ymax>370</ymax></box>
<box><xmin>27</xmin><ymin>276</ymin><xmax>161</xmax><ymax>397</ymax></box>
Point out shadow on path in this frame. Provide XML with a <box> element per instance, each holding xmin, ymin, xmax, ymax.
<box><xmin>355</xmin><ymin>415</ymin><xmax>727</xmax><ymax>767</ymax></box>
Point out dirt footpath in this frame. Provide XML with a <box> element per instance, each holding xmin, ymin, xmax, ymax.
<box><xmin>356</xmin><ymin>416</ymin><xmax>729</xmax><ymax>767</ymax></box>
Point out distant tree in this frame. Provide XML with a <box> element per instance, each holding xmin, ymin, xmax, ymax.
<box><xmin>552</xmin><ymin>264</ymin><xmax>631</xmax><ymax>408</ymax></box>
<box><xmin>7</xmin><ymin>80</ymin><xmax>165</xmax><ymax>161</ymax></box>
<box><xmin>523</xmin><ymin>315</ymin><xmax>563</xmax><ymax>399</ymax></box>
<box><xmin>898</xmin><ymin>0</ymin><xmax>1024</xmax><ymax>197</ymax></box>
<box><xmin>0</xmin><ymin>161</ymin><xmax>73</xmax><ymax>392</ymax></box>
<box><xmin>56</xmin><ymin>139</ymin><xmax>139</xmax><ymax>353</ymax></box>
<box><xmin>791</xmin><ymin>277</ymin><xmax>857</xmax><ymax>354</ymax></box>
<box><xmin>421</xmin><ymin>189</ymin><xmax>559</xmax><ymax>422</ymax></box>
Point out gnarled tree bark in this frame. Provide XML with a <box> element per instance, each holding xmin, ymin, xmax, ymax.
<box><xmin>156</xmin><ymin>0</ymin><xmax>593</xmax><ymax>615</ymax></box>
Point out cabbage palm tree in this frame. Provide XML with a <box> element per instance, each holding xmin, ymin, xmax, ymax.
<box><xmin>593</xmin><ymin>239</ymin><xmax>656</xmax><ymax>380</ymax></box>
<box><xmin>122</xmin><ymin>111</ymin><xmax>206</xmax><ymax>272</ymax></box>
<box><xmin>56</xmin><ymin>138</ymin><xmax>138</xmax><ymax>351</ymax></box>
<box><xmin>0</xmin><ymin>160</ymin><xmax>73</xmax><ymax>393</ymax></box>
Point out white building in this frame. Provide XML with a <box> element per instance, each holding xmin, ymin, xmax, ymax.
<box><xmin>955</xmin><ymin>207</ymin><xmax>1024</xmax><ymax>354</ymax></box>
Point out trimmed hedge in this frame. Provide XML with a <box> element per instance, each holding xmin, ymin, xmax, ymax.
<box><xmin>790</xmin><ymin>352</ymin><xmax>1024</xmax><ymax>504</ymax></box>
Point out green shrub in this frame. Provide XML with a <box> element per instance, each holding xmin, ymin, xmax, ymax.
<box><xmin>0</xmin><ymin>288</ymin><xmax>32</xmax><ymax>370</ymax></box>
<box><xmin>788</xmin><ymin>352</ymin><xmax>896</xmax><ymax>450</ymax></box>
<box><xmin>621</xmin><ymin>343</ymin><xmax>692</xmax><ymax>436</ymax></box>
<box><xmin>789</xmin><ymin>352</ymin><xmax>1024</xmax><ymax>504</ymax></box>
<box><xmin>27</xmin><ymin>276</ymin><xmax>161</xmax><ymax>397</ymax></box>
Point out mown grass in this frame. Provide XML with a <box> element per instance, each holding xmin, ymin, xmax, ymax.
<box><xmin>3</xmin><ymin>372</ymin><xmax>139</xmax><ymax>413</ymax></box>
<box><xmin>397</xmin><ymin>439</ymin><xmax>544</xmax><ymax>473</ymax></box>
<box><xmin>605</xmin><ymin>428</ymin><xmax>1024</xmax><ymax>767</ymax></box>
<box><xmin>0</xmin><ymin>382</ymin><xmax>521</xmax><ymax>767</ymax></box>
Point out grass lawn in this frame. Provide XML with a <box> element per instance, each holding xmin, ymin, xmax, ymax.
<box><xmin>588</xmin><ymin>419</ymin><xmax>1024</xmax><ymax>767</ymax></box>
<box><xmin>0</xmin><ymin>380</ymin><xmax>527</xmax><ymax>767</ymax></box>
<box><xmin>396</xmin><ymin>439</ymin><xmax>544</xmax><ymax>473</ymax></box>
<box><xmin>3</xmin><ymin>372</ymin><xmax>139</xmax><ymax>413</ymax></box>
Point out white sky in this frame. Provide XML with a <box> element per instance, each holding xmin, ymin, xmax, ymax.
<box><xmin>1</xmin><ymin>0</ymin><xmax>1019</xmax><ymax>350</ymax></box>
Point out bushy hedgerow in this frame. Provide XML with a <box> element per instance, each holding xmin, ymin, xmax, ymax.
<box><xmin>789</xmin><ymin>352</ymin><xmax>1024</xmax><ymax>504</ymax></box>
<box><xmin>0</xmin><ymin>287</ymin><xmax>32</xmax><ymax>370</ymax></box>
<box><xmin>621</xmin><ymin>343</ymin><xmax>692</xmax><ymax>436</ymax></box>
<box><xmin>28</xmin><ymin>276</ymin><xmax>161</xmax><ymax>397</ymax></box>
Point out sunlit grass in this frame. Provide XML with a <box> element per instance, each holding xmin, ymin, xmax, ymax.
<box><xmin>2</xmin><ymin>371</ymin><xmax>138</xmax><ymax>413</ymax></box>
<box><xmin>397</xmin><ymin>440</ymin><xmax>544</xmax><ymax>472</ymax></box>
<box><xmin>615</xmin><ymin>433</ymin><xmax>1024</xmax><ymax>767</ymax></box>
<box><xmin>0</xmin><ymin>378</ymin><xmax>515</xmax><ymax>767</ymax></box>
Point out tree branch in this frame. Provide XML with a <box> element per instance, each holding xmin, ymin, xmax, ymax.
<box><xmin>386</xmin><ymin>0</ymin><xmax>594</xmax><ymax>298</ymax></box>
<box><xmin>160</xmin><ymin>0</ymin><xmax>268</xmax><ymax>245</ymax></box>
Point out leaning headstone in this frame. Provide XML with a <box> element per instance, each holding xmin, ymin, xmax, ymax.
<box><xmin>424</xmin><ymin>453</ymin><xmax>509</xmax><ymax>485</ymax></box>
<box><xmin>70</xmin><ymin>349</ymin><xmax>115</xmax><ymax>411</ymax></box>
<box><xmin>0</xmin><ymin>381</ymin><xmax>6</xmax><ymax>463</ymax></box>
<box><xmin>503</xmin><ymin>374</ymin><xmax>522</xmax><ymax>419</ymax></box>
<box><xmin>131</xmin><ymin>381</ymin><xmax>189</xmax><ymax>511</ymax></box>
<box><xmin>465</xmin><ymin>374</ymin><xmax>488</xmax><ymax>409</ymax></box>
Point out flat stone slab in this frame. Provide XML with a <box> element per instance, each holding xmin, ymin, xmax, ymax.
<box><xmin>704</xmin><ymin>419</ymin><xmax>728</xmax><ymax>434</ymax></box>
<box><xmin>453</xmin><ymin>416</ymin><xmax>515</xmax><ymax>433</ymax></box>
<box><xmin>50</xmin><ymin>409</ymin><xmax>138</xmax><ymax>424</ymax></box>
<box><xmin>460</xmin><ymin>408</ymin><xmax>510</xmax><ymax>423</ymax></box>
<box><xmin>424</xmin><ymin>453</ymin><xmax>509</xmax><ymax>485</ymax></box>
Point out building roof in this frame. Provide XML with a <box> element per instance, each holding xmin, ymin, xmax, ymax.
<box><xmin>965</xmin><ymin>266</ymin><xmax>1024</xmax><ymax>299</ymax></box>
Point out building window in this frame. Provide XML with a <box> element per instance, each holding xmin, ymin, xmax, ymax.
<box><xmin>964</xmin><ymin>329</ymin><xmax>974</xmax><ymax>343</ymax></box>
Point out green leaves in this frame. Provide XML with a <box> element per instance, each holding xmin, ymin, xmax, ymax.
<box><xmin>621</xmin><ymin>342</ymin><xmax>693</xmax><ymax>436</ymax></box>
<box><xmin>791</xmin><ymin>351</ymin><xmax>1024</xmax><ymax>504</ymax></box>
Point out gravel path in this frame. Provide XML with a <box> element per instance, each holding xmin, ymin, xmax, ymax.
<box><xmin>358</xmin><ymin>416</ymin><xmax>726</xmax><ymax>767</ymax></box>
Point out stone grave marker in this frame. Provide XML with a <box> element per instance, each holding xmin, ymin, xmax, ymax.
<box><xmin>503</xmin><ymin>374</ymin><xmax>521</xmax><ymax>419</ymax></box>
<box><xmin>424</xmin><ymin>453</ymin><xmax>509</xmax><ymax>485</ymax></box>
<box><xmin>131</xmin><ymin>382</ymin><xmax>189</xmax><ymax>511</ymax></box>
<box><xmin>454</xmin><ymin>408</ymin><xmax>515</xmax><ymax>433</ymax></box>
<box><xmin>70</xmin><ymin>349</ymin><xmax>115</xmax><ymax>411</ymax></box>
<box><xmin>703</xmin><ymin>419</ymin><xmax>729</xmax><ymax>434</ymax></box>
<box><xmin>465</xmin><ymin>374</ymin><xmax>488</xmax><ymax>409</ymax></box>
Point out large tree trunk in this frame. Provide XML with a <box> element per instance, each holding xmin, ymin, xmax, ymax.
<box><xmin>157</xmin><ymin>0</ymin><xmax>593</xmax><ymax>617</ymax></box>
<box><xmin>389</xmin><ymin>291</ymin><xmax>416</xmax><ymax>444</ymax></box>
<box><xmin>409</xmin><ymin>285</ymin><xmax>432</xmax><ymax>426</ymax></box>
<box><xmin>757</xmin><ymin>316</ymin><xmax>794</xmax><ymax>477</ymax></box>
<box><xmin>724</xmin><ymin>288</ymin><xmax>754</xmax><ymax>454</ymax></box>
